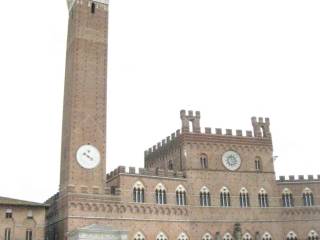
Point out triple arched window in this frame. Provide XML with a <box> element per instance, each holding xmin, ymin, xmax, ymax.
<box><xmin>282</xmin><ymin>188</ymin><xmax>294</xmax><ymax>207</ymax></box>
<box><xmin>133</xmin><ymin>181</ymin><xmax>145</xmax><ymax>203</ymax></box>
<box><xmin>258</xmin><ymin>188</ymin><xmax>269</xmax><ymax>208</ymax></box>
<box><xmin>156</xmin><ymin>232</ymin><xmax>168</xmax><ymax>240</ymax></box>
<box><xmin>155</xmin><ymin>183</ymin><xmax>167</xmax><ymax>204</ymax></box>
<box><xmin>243</xmin><ymin>233</ymin><xmax>252</xmax><ymax>240</ymax></box>
<box><xmin>261</xmin><ymin>232</ymin><xmax>272</xmax><ymax>240</ymax></box>
<box><xmin>303</xmin><ymin>188</ymin><xmax>314</xmax><ymax>206</ymax></box>
<box><xmin>177</xmin><ymin>232</ymin><xmax>188</xmax><ymax>240</ymax></box>
<box><xmin>220</xmin><ymin>187</ymin><xmax>231</xmax><ymax>207</ymax></box>
<box><xmin>286</xmin><ymin>231</ymin><xmax>298</xmax><ymax>240</ymax></box>
<box><xmin>133</xmin><ymin>232</ymin><xmax>145</xmax><ymax>240</ymax></box>
<box><xmin>239</xmin><ymin>188</ymin><xmax>250</xmax><ymax>208</ymax></box>
<box><xmin>202</xmin><ymin>233</ymin><xmax>213</xmax><ymax>240</ymax></box>
<box><xmin>223</xmin><ymin>233</ymin><xmax>233</xmax><ymax>240</ymax></box>
<box><xmin>308</xmin><ymin>230</ymin><xmax>319</xmax><ymax>240</ymax></box>
<box><xmin>176</xmin><ymin>185</ymin><xmax>187</xmax><ymax>206</ymax></box>
<box><xmin>200</xmin><ymin>186</ymin><xmax>211</xmax><ymax>206</ymax></box>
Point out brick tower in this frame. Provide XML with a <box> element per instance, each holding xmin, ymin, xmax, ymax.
<box><xmin>60</xmin><ymin>0</ymin><xmax>109</xmax><ymax>195</ymax></box>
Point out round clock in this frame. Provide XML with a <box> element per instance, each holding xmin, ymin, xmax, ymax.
<box><xmin>222</xmin><ymin>150</ymin><xmax>241</xmax><ymax>171</ymax></box>
<box><xmin>76</xmin><ymin>145</ymin><xmax>101</xmax><ymax>169</ymax></box>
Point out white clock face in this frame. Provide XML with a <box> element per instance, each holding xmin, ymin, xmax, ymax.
<box><xmin>76</xmin><ymin>145</ymin><xmax>101</xmax><ymax>169</ymax></box>
<box><xmin>222</xmin><ymin>151</ymin><xmax>241</xmax><ymax>171</ymax></box>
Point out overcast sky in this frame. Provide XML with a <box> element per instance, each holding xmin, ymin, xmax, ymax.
<box><xmin>0</xmin><ymin>0</ymin><xmax>319</xmax><ymax>203</ymax></box>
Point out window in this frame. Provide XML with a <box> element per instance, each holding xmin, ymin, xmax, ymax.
<box><xmin>202</xmin><ymin>233</ymin><xmax>213</xmax><ymax>240</ymax></box>
<box><xmin>156</xmin><ymin>232</ymin><xmax>168</xmax><ymax>240</ymax></box>
<box><xmin>155</xmin><ymin>183</ymin><xmax>167</xmax><ymax>204</ymax></box>
<box><xmin>168</xmin><ymin>160</ymin><xmax>173</xmax><ymax>170</ymax></box>
<box><xmin>239</xmin><ymin>187</ymin><xmax>250</xmax><ymax>208</ymax></box>
<box><xmin>26</xmin><ymin>229</ymin><xmax>32</xmax><ymax>240</ymax></box>
<box><xmin>286</xmin><ymin>231</ymin><xmax>297</xmax><ymax>240</ymax></box>
<box><xmin>220</xmin><ymin>187</ymin><xmax>231</xmax><ymax>207</ymax></box>
<box><xmin>282</xmin><ymin>188</ymin><xmax>294</xmax><ymax>207</ymax></box>
<box><xmin>27</xmin><ymin>210</ymin><xmax>33</xmax><ymax>219</ymax></box>
<box><xmin>223</xmin><ymin>233</ymin><xmax>233</xmax><ymax>240</ymax></box>
<box><xmin>5</xmin><ymin>228</ymin><xmax>11</xmax><ymax>240</ymax></box>
<box><xmin>308</xmin><ymin>230</ymin><xmax>319</xmax><ymax>240</ymax></box>
<box><xmin>258</xmin><ymin>188</ymin><xmax>269</xmax><ymax>208</ymax></box>
<box><xmin>262</xmin><ymin>232</ymin><xmax>272</xmax><ymax>240</ymax></box>
<box><xmin>133</xmin><ymin>232</ymin><xmax>145</xmax><ymax>240</ymax></box>
<box><xmin>176</xmin><ymin>185</ymin><xmax>187</xmax><ymax>206</ymax></box>
<box><xmin>243</xmin><ymin>233</ymin><xmax>252</xmax><ymax>240</ymax></box>
<box><xmin>5</xmin><ymin>209</ymin><xmax>12</xmax><ymax>218</ymax></box>
<box><xmin>91</xmin><ymin>2</ymin><xmax>96</xmax><ymax>14</ymax></box>
<box><xmin>303</xmin><ymin>188</ymin><xmax>314</xmax><ymax>206</ymax></box>
<box><xmin>177</xmin><ymin>232</ymin><xmax>188</xmax><ymax>240</ymax></box>
<box><xmin>255</xmin><ymin>157</ymin><xmax>262</xmax><ymax>171</ymax></box>
<box><xmin>200</xmin><ymin>153</ymin><xmax>208</xmax><ymax>169</ymax></box>
<box><xmin>133</xmin><ymin>181</ymin><xmax>145</xmax><ymax>203</ymax></box>
<box><xmin>200</xmin><ymin>186</ymin><xmax>211</xmax><ymax>206</ymax></box>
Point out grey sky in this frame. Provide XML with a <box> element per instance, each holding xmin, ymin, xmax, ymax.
<box><xmin>0</xmin><ymin>0</ymin><xmax>319</xmax><ymax>202</ymax></box>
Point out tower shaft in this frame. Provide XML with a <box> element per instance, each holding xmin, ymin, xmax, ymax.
<box><xmin>60</xmin><ymin>0</ymin><xmax>109</xmax><ymax>195</ymax></box>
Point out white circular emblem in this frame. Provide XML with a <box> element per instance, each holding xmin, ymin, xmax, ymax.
<box><xmin>76</xmin><ymin>145</ymin><xmax>101</xmax><ymax>169</ymax></box>
<box><xmin>222</xmin><ymin>150</ymin><xmax>241</xmax><ymax>171</ymax></box>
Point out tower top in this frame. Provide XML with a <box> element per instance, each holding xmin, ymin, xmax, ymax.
<box><xmin>67</xmin><ymin>0</ymin><xmax>109</xmax><ymax>11</ymax></box>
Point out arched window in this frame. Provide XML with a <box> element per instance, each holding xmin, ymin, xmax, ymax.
<box><xmin>239</xmin><ymin>187</ymin><xmax>250</xmax><ymax>208</ymax></box>
<box><xmin>176</xmin><ymin>185</ymin><xmax>187</xmax><ymax>205</ymax></box>
<box><xmin>282</xmin><ymin>188</ymin><xmax>294</xmax><ymax>207</ymax></box>
<box><xmin>286</xmin><ymin>231</ymin><xmax>298</xmax><ymax>240</ymax></box>
<box><xmin>26</xmin><ymin>229</ymin><xmax>33</xmax><ymax>240</ymax></box>
<box><xmin>258</xmin><ymin>188</ymin><xmax>269</xmax><ymax>208</ymax></box>
<box><xmin>133</xmin><ymin>181</ymin><xmax>145</xmax><ymax>203</ymax></box>
<box><xmin>223</xmin><ymin>233</ymin><xmax>233</xmax><ymax>240</ymax></box>
<box><xmin>168</xmin><ymin>160</ymin><xmax>173</xmax><ymax>170</ymax></box>
<box><xmin>5</xmin><ymin>228</ymin><xmax>11</xmax><ymax>240</ymax></box>
<box><xmin>200</xmin><ymin>186</ymin><xmax>211</xmax><ymax>206</ymax></box>
<box><xmin>202</xmin><ymin>233</ymin><xmax>213</xmax><ymax>240</ymax></box>
<box><xmin>156</xmin><ymin>232</ymin><xmax>168</xmax><ymax>240</ymax></box>
<box><xmin>133</xmin><ymin>232</ymin><xmax>145</xmax><ymax>240</ymax></box>
<box><xmin>177</xmin><ymin>232</ymin><xmax>188</xmax><ymax>240</ymax></box>
<box><xmin>220</xmin><ymin>187</ymin><xmax>231</xmax><ymax>207</ymax></box>
<box><xmin>255</xmin><ymin>157</ymin><xmax>262</xmax><ymax>171</ymax></box>
<box><xmin>155</xmin><ymin>183</ymin><xmax>167</xmax><ymax>204</ymax></box>
<box><xmin>303</xmin><ymin>188</ymin><xmax>314</xmax><ymax>206</ymax></box>
<box><xmin>243</xmin><ymin>233</ymin><xmax>252</xmax><ymax>240</ymax></box>
<box><xmin>200</xmin><ymin>153</ymin><xmax>208</xmax><ymax>169</ymax></box>
<box><xmin>91</xmin><ymin>2</ymin><xmax>96</xmax><ymax>14</ymax></box>
<box><xmin>262</xmin><ymin>232</ymin><xmax>272</xmax><ymax>240</ymax></box>
<box><xmin>308</xmin><ymin>230</ymin><xmax>319</xmax><ymax>240</ymax></box>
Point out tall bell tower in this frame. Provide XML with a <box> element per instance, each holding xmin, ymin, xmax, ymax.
<box><xmin>60</xmin><ymin>0</ymin><xmax>109</xmax><ymax>195</ymax></box>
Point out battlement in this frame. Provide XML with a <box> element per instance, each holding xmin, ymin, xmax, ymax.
<box><xmin>106</xmin><ymin>166</ymin><xmax>185</xmax><ymax>180</ymax></box>
<box><xmin>277</xmin><ymin>175</ymin><xmax>320</xmax><ymax>183</ymax></box>
<box><xmin>144</xmin><ymin>110</ymin><xmax>272</xmax><ymax>159</ymax></box>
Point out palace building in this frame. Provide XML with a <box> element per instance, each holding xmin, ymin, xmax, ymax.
<box><xmin>1</xmin><ymin>0</ymin><xmax>320</xmax><ymax>240</ymax></box>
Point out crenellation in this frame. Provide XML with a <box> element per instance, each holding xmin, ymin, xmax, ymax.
<box><xmin>216</xmin><ymin>128</ymin><xmax>222</xmax><ymax>135</ymax></box>
<box><xmin>277</xmin><ymin>175</ymin><xmax>320</xmax><ymax>183</ymax></box>
<box><xmin>118</xmin><ymin>166</ymin><xmax>126</xmax><ymax>174</ymax></box>
<box><xmin>205</xmin><ymin>127</ymin><xmax>212</xmax><ymax>134</ymax></box>
<box><xmin>129</xmin><ymin>167</ymin><xmax>136</xmax><ymax>174</ymax></box>
<box><xmin>236</xmin><ymin>130</ymin><xmax>243</xmax><ymax>137</ymax></box>
<box><xmin>106</xmin><ymin>166</ymin><xmax>185</xmax><ymax>180</ymax></box>
<box><xmin>246</xmin><ymin>131</ymin><xmax>253</xmax><ymax>137</ymax></box>
<box><xmin>226</xmin><ymin>129</ymin><xmax>233</xmax><ymax>136</ymax></box>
